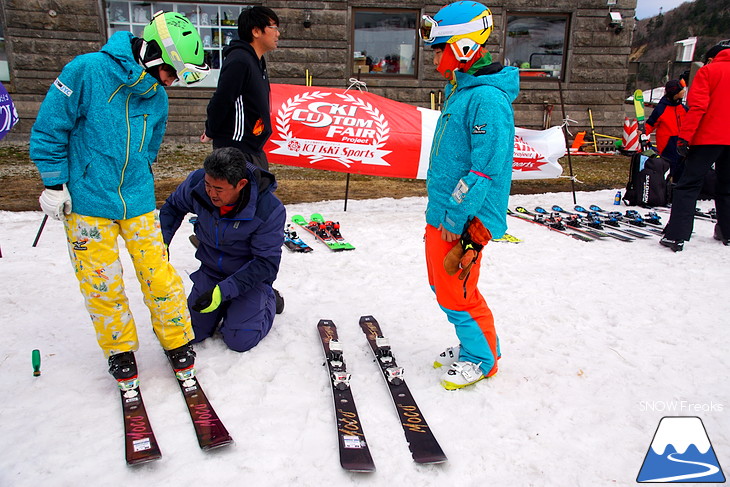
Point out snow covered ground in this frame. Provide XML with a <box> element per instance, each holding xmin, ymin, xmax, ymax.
<box><xmin>1</xmin><ymin>189</ymin><xmax>728</xmax><ymax>486</ymax></box>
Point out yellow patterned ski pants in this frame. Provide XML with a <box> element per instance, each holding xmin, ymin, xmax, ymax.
<box><xmin>63</xmin><ymin>211</ymin><xmax>193</xmax><ymax>357</ymax></box>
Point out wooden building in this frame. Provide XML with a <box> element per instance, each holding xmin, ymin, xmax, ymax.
<box><xmin>0</xmin><ymin>0</ymin><xmax>637</xmax><ymax>143</ymax></box>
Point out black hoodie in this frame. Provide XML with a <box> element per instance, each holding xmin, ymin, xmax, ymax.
<box><xmin>204</xmin><ymin>40</ymin><xmax>272</xmax><ymax>153</ymax></box>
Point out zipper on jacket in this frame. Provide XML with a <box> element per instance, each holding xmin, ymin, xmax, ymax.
<box><xmin>118</xmin><ymin>92</ymin><xmax>133</xmax><ymax>219</ymax></box>
<box><xmin>430</xmin><ymin>86</ymin><xmax>457</xmax><ymax>160</ymax></box>
<box><xmin>139</xmin><ymin>114</ymin><xmax>148</xmax><ymax>152</ymax></box>
<box><xmin>116</xmin><ymin>83</ymin><xmax>158</xmax><ymax>219</ymax></box>
<box><xmin>215</xmin><ymin>219</ymin><xmax>225</xmax><ymax>272</ymax></box>
<box><xmin>431</xmin><ymin>113</ymin><xmax>451</xmax><ymax>160</ymax></box>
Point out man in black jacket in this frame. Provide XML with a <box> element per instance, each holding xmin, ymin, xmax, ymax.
<box><xmin>200</xmin><ymin>6</ymin><xmax>280</xmax><ymax>171</ymax></box>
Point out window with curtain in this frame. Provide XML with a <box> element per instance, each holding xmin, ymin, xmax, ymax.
<box><xmin>504</xmin><ymin>14</ymin><xmax>569</xmax><ymax>80</ymax></box>
<box><xmin>352</xmin><ymin>9</ymin><xmax>419</xmax><ymax>77</ymax></box>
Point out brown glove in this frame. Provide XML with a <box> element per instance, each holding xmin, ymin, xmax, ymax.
<box><xmin>443</xmin><ymin>217</ymin><xmax>492</xmax><ymax>280</ymax></box>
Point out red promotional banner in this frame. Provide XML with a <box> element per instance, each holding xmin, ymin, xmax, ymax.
<box><xmin>266</xmin><ymin>84</ymin><xmax>426</xmax><ymax>178</ymax></box>
<box><xmin>265</xmin><ymin>84</ymin><xmax>565</xmax><ymax>180</ymax></box>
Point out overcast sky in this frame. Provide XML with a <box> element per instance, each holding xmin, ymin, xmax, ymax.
<box><xmin>635</xmin><ymin>0</ymin><xmax>693</xmax><ymax>19</ymax></box>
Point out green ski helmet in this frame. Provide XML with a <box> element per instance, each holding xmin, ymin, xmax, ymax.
<box><xmin>142</xmin><ymin>11</ymin><xmax>209</xmax><ymax>85</ymax></box>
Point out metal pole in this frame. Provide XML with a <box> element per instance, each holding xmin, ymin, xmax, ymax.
<box><xmin>32</xmin><ymin>214</ymin><xmax>48</xmax><ymax>248</ymax></box>
<box><xmin>558</xmin><ymin>81</ymin><xmax>578</xmax><ymax>204</ymax></box>
<box><xmin>343</xmin><ymin>173</ymin><xmax>350</xmax><ymax>211</ymax></box>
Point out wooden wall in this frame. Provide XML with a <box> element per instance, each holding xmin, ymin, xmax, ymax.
<box><xmin>0</xmin><ymin>0</ymin><xmax>637</xmax><ymax>142</ymax></box>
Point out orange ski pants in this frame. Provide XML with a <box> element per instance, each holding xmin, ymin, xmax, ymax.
<box><xmin>424</xmin><ymin>224</ymin><xmax>500</xmax><ymax>377</ymax></box>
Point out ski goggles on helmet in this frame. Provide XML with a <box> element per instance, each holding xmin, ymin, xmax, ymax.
<box><xmin>419</xmin><ymin>14</ymin><xmax>493</xmax><ymax>43</ymax></box>
<box><xmin>173</xmin><ymin>62</ymin><xmax>210</xmax><ymax>85</ymax></box>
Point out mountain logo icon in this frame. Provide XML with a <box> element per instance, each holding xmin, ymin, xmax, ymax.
<box><xmin>637</xmin><ymin>416</ymin><xmax>726</xmax><ymax>483</ymax></box>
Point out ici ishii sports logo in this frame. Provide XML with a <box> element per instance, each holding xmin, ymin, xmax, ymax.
<box><xmin>637</xmin><ymin>416</ymin><xmax>725</xmax><ymax>483</ymax></box>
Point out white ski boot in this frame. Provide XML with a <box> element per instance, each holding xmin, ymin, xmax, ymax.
<box><xmin>440</xmin><ymin>361</ymin><xmax>485</xmax><ymax>390</ymax></box>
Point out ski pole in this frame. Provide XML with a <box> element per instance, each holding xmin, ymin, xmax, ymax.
<box><xmin>32</xmin><ymin>214</ymin><xmax>48</xmax><ymax>247</ymax></box>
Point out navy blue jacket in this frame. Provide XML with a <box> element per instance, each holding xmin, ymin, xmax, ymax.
<box><xmin>159</xmin><ymin>164</ymin><xmax>285</xmax><ymax>300</ymax></box>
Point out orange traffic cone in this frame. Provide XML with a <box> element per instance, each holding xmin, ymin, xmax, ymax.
<box><xmin>622</xmin><ymin>117</ymin><xmax>640</xmax><ymax>153</ymax></box>
<box><xmin>570</xmin><ymin>131</ymin><xmax>587</xmax><ymax>153</ymax></box>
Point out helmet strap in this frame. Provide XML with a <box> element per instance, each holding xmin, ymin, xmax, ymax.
<box><xmin>437</xmin><ymin>43</ymin><xmax>486</xmax><ymax>79</ymax></box>
<box><xmin>138</xmin><ymin>39</ymin><xmax>164</xmax><ymax>69</ymax></box>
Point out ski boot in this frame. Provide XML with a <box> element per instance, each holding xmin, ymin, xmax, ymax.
<box><xmin>274</xmin><ymin>288</ymin><xmax>285</xmax><ymax>314</ymax></box>
<box><xmin>714</xmin><ymin>224</ymin><xmax>729</xmax><ymax>246</ymax></box>
<box><xmin>433</xmin><ymin>346</ymin><xmax>460</xmax><ymax>368</ymax></box>
<box><xmin>441</xmin><ymin>361</ymin><xmax>485</xmax><ymax>390</ymax></box>
<box><xmin>166</xmin><ymin>343</ymin><xmax>196</xmax><ymax>380</ymax></box>
<box><xmin>659</xmin><ymin>236</ymin><xmax>684</xmax><ymax>252</ymax></box>
<box><xmin>108</xmin><ymin>351</ymin><xmax>139</xmax><ymax>391</ymax></box>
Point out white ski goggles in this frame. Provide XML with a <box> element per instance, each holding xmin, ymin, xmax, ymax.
<box><xmin>419</xmin><ymin>15</ymin><xmax>493</xmax><ymax>43</ymax></box>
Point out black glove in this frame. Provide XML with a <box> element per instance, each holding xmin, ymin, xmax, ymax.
<box><xmin>677</xmin><ymin>138</ymin><xmax>689</xmax><ymax>157</ymax></box>
<box><xmin>191</xmin><ymin>285</ymin><xmax>222</xmax><ymax>313</ymax></box>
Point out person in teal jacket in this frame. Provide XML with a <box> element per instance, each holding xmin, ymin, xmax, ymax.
<box><xmin>420</xmin><ymin>1</ymin><xmax>519</xmax><ymax>389</ymax></box>
<box><xmin>29</xmin><ymin>12</ymin><xmax>210</xmax><ymax>390</ymax></box>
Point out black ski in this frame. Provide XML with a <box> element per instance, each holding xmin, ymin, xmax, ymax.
<box><xmin>508</xmin><ymin>208</ymin><xmax>594</xmax><ymax>242</ymax></box>
<box><xmin>358</xmin><ymin>315</ymin><xmax>448</xmax><ymax>465</ymax></box>
<box><xmin>317</xmin><ymin>320</ymin><xmax>376</xmax><ymax>472</ymax></box>
<box><xmin>121</xmin><ymin>386</ymin><xmax>162</xmax><ymax>465</ymax></box>
<box><xmin>573</xmin><ymin>205</ymin><xmax>652</xmax><ymax>238</ymax></box>
<box><xmin>169</xmin><ymin>364</ymin><xmax>234</xmax><ymax>451</ymax></box>
<box><xmin>548</xmin><ymin>205</ymin><xmax>635</xmax><ymax>242</ymax></box>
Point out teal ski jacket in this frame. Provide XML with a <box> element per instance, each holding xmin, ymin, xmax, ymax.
<box><xmin>426</xmin><ymin>65</ymin><xmax>519</xmax><ymax>239</ymax></box>
<box><xmin>30</xmin><ymin>32</ymin><xmax>168</xmax><ymax>220</ymax></box>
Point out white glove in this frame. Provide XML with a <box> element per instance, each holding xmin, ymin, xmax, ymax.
<box><xmin>39</xmin><ymin>184</ymin><xmax>72</xmax><ymax>220</ymax></box>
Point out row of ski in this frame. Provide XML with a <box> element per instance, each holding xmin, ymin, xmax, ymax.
<box><xmin>319</xmin><ymin>316</ymin><xmax>447</xmax><ymax>472</ymax></box>
<box><xmin>509</xmin><ymin>204</ymin><xmax>715</xmax><ymax>242</ymax></box>
<box><xmin>507</xmin><ymin>204</ymin><xmax>670</xmax><ymax>242</ymax></box>
<box><xmin>122</xmin><ymin>316</ymin><xmax>445</xmax><ymax>471</ymax></box>
<box><xmin>284</xmin><ymin>213</ymin><xmax>355</xmax><ymax>252</ymax></box>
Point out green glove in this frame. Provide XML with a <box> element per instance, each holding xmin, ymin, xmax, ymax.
<box><xmin>192</xmin><ymin>285</ymin><xmax>222</xmax><ymax>313</ymax></box>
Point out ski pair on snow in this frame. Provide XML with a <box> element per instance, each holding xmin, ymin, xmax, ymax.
<box><xmin>291</xmin><ymin>214</ymin><xmax>355</xmax><ymax>251</ymax></box>
<box><xmin>283</xmin><ymin>224</ymin><xmax>314</xmax><ymax>253</ymax></box>
<box><xmin>318</xmin><ymin>316</ymin><xmax>447</xmax><ymax>472</ymax></box>
<box><xmin>121</xmin><ymin>357</ymin><xmax>233</xmax><ymax>465</ymax></box>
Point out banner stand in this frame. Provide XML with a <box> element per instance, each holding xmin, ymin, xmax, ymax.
<box><xmin>343</xmin><ymin>173</ymin><xmax>351</xmax><ymax>211</ymax></box>
<box><xmin>558</xmin><ymin>81</ymin><xmax>578</xmax><ymax>204</ymax></box>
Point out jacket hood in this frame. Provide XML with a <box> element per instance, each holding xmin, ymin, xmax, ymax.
<box><xmin>191</xmin><ymin>163</ymin><xmax>278</xmax><ymax>220</ymax></box>
<box><xmin>453</xmin><ymin>65</ymin><xmax>520</xmax><ymax>103</ymax></box>
<box><xmin>100</xmin><ymin>31</ymin><xmax>159</xmax><ymax>94</ymax></box>
<box><xmin>713</xmin><ymin>48</ymin><xmax>730</xmax><ymax>63</ymax></box>
<box><xmin>223</xmin><ymin>40</ymin><xmax>255</xmax><ymax>59</ymax></box>
<box><xmin>661</xmin><ymin>95</ymin><xmax>684</xmax><ymax>106</ymax></box>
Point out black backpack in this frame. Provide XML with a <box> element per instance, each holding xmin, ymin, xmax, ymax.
<box><xmin>623</xmin><ymin>152</ymin><xmax>672</xmax><ymax>207</ymax></box>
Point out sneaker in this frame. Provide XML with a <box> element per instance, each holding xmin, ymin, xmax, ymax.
<box><xmin>274</xmin><ymin>288</ymin><xmax>284</xmax><ymax>314</ymax></box>
<box><xmin>108</xmin><ymin>351</ymin><xmax>138</xmax><ymax>390</ymax></box>
<box><xmin>441</xmin><ymin>361</ymin><xmax>485</xmax><ymax>390</ymax></box>
<box><xmin>660</xmin><ymin>237</ymin><xmax>684</xmax><ymax>252</ymax></box>
<box><xmin>433</xmin><ymin>346</ymin><xmax>460</xmax><ymax>368</ymax></box>
<box><xmin>166</xmin><ymin>343</ymin><xmax>196</xmax><ymax>380</ymax></box>
<box><xmin>714</xmin><ymin>224</ymin><xmax>729</xmax><ymax>245</ymax></box>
